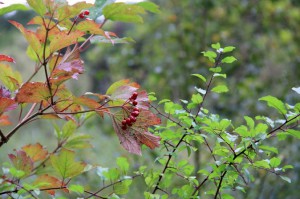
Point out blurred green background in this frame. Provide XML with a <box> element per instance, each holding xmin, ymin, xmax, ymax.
<box><xmin>0</xmin><ymin>0</ymin><xmax>299</xmax><ymax>198</ymax></box>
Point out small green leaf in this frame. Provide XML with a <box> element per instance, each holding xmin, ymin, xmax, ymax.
<box><xmin>286</xmin><ymin>129</ymin><xmax>300</xmax><ymax>139</ymax></box>
<box><xmin>202</xmin><ymin>51</ymin><xmax>217</xmax><ymax>62</ymax></box>
<box><xmin>191</xmin><ymin>74</ymin><xmax>206</xmax><ymax>82</ymax></box>
<box><xmin>103</xmin><ymin>3</ymin><xmax>146</xmax><ymax>23</ymax></box>
<box><xmin>258</xmin><ymin>145</ymin><xmax>278</xmax><ymax>154</ymax></box>
<box><xmin>0</xmin><ymin>4</ymin><xmax>29</xmax><ymax>16</ymax></box>
<box><xmin>211</xmin><ymin>85</ymin><xmax>229</xmax><ymax>93</ymax></box>
<box><xmin>270</xmin><ymin>157</ymin><xmax>281</xmax><ymax>168</ymax></box>
<box><xmin>191</xmin><ymin>93</ymin><xmax>203</xmax><ymax>104</ymax></box>
<box><xmin>223</xmin><ymin>46</ymin><xmax>235</xmax><ymax>53</ymax></box>
<box><xmin>211</xmin><ymin>43</ymin><xmax>221</xmax><ymax>50</ymax></box>
<box><xmin>259</xmin><ymin>95</ymin><xmax>287</xmax><ymax>115</ymax></box>
<box><xmin>27</xmin><ymin>0</ymin><xmax>46</xmax><ymax>16</ymax></box>
<box><xmin>69</xmin><ymin>184</ymin><xmax>84</xmax><ymax>194</ymax></box>
<box><xmin>117</xmin><ymin>157</ymin><xmax>129</xmax><ymax>173</ymax></box>
<box><xmin>280</xmin><ymin>175</ymin><xmax>291</xmax><ymax>183</ymax></box>
<box><xmin>221</xmin><ymin>56</ymin><xmax>237</xmax><ymax>63</ymax></box>
<box><xmin>253</xmin><ymin>160</ymin><xmax>270</xmax><ymax>169</ymax></box>
<box><xmin>50</xmin><ymin>149</ymin><xmax>86</xmax><ymax>179</ymax></box>
<box><xmin>209</xmin><ymin>67</ymin><xmax>222</xmax><ymax>73</ymax></box>
<box><xmin>114</xmin><ymin>179</ymin><xmax>132</xmax><ymax>195</ymax></box>
<box><xmin>137</xmin><ymin>1</ymin><xmax>160</xmax><ymax>13</ymax></box>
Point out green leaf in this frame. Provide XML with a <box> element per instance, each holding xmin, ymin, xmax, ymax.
<box><xmin>259</xmin><ymin>95</ymin><xmax>287</xmax><ymax>115</ymax></box>
<box><xmin>258</xmin><ymin>145</ymin><xmax>278</xmax><ymax>154</ymax></box>
<box><xmin>114</xmin><ymin>179</ymin><xmax>132</xmax><ymax>195</ymax></box>
<box><xmin>244</xmin><ymin>116</ymin><xmax>255</xmax><ymax>129</ymax></box>
<box><xmin>191</xmin><ymin>74</ymin><xmax>206</xmax><ymax>82</ymax></box>
<box><xmin>137</xmin><ymin>1</ymin><xmax>160</xmax><ymax>13</ymax></box>
<box><xmin>0</xmin><ymin>4</ymin><xmax>29</xmax><ymax>16</ymax></box>
<box><xmin>209</xmin><ymin>66</ymin><xmax>222</xmax><ymax>73</ymax></box>
<box><xmin>286</xmin><ymin>129</ymin><xmax>300</xmax><ymax>139</ymax></box>
<box><xmin>191</xmin><ymin>93</ymin><xmax>203</xmax><ymax>104</ymax></box>
<box><xmin>69</xmin><ymin>184</ymin><xmax>84</xmax><ymax>194</ymax></box>
<box><xmin>27</xmin><ymin>0</ymin><xmax>47</xmax><ymax>16</ymax></box>
<box><xmin>223</xmin><ymin>194</ymin><xmax>234</xmax><ymax>199</ymax></box>
<box><xmin>253</xmin><ymin>160</ymin><xmax>270</xmax><ymax>169</ymax></box>
<box><xmin>221</xmin><ymin>56</ymin><xmax>237</xmax><ymax>63</ymax></box>
<box><xmin>90</xmin><ymin>36</ymin><xmax>135</xmax><ymax>44</ymax></box>
<box><xmin>202</xmin><ymin>51</ymin><xmax>217</xmax><ymax>62</ymax></box>
<box><xmin>270</xmin><ymin>157</ymin><xmax>281</xmax><ymax>168</ymax></box>
<box><xmin>117</xmin><ymin>157</ymin><xmax>129</xmax><ymax>173</ymax></box>
<box><xmin>103</xmin><ymin>3</ymin><xmax>146</xmax><ymax>23</ymax></box>
<box><xmin>280</xmin><ymin>175</ymin><xmax>291</xmax><ymax>183</ymax></box>
<box><xmin>211</xmin><ymin>43</ymin><xmax>220</xmax><ymax>50</ymax></box>
<box><xmin>211</xmin><ymin>85</ymin><xmax>229</xmax><ymax>93</ymax></box>
<box><xmin>50</xmin><ymin>149</ymin><xmax>86</xmax><ymax>179</ymax></box>
<box><xmin>64</xmin><ymin>134</ymin><xmax>92</xmax><ymax>149</ymax></box>
<box><xmin>223</xmin><ymin>46</ymin><xmax>235</xmax><ymax>53</ymax></box>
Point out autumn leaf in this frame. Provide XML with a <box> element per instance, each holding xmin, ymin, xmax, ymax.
<box><xmin>34</xmin><ymin>174</ymin><xmax>68</xmax><ymax>195</ymax></box>
<box><xmin>8</xmin><ymin>150</ymin><xmax>33</xmax><ymax>177</ymax></box>
<box><xmin>15</xmin><ymin>82</ymin><xmax>50</xmax><ymax>103</ymax></box>
<box><xmin>106</xmin><ymin>79</ymin><xmax>142</xmax><ymax>106</ymax></box>
<box><xmin>50</xmin><ymin>47</ymin><xmax>84</xmax><ymax>84</ymax></box>
<box><xmin>22</xmin><ymin>143</ymin><xmax>48</xmax><ymax>162</ymax></box>
<box><xmin>0</xmin><ymin>63</ymin><xmax>22</xmax><ymax>91</ymax></box>
<box><xmin>0</xmin><ymin>54</ymin><xmax>16</xmax><ymax>63</ymax></box>
<box><xmin>56</xmin><ymin>1</ymin><xmax>93</xmax><ymax>21</ymax></box>
<box><xmin>50</xmin><ymin>148</ymin><xmax>86</xmax><ymax>179</ymax></box>
<box><xmin>76</xmin><ymin>20</ymin><xmax>105</xmax><ymax>35</ymax></box>
<box><xmin>0</xmin><ymin>97</ymin><xmax>17</xmax><ymax>114</ymax></box>
<box><xmin>111</xmin><ymin>109</ymin><xmax>161</xmax><ymax>155</ymax></box>
<box><xmin>0</xmin><ymin>114</ymin><xmax>12</xmax><ymax>126</ymax></box>
<box><xmin>49</xmin><ymin>31</ymin><xmax>84</xmax><ymax>53</ymax></box>
<box><xmin>9</xmin><ymin>20</ymin><xmax>42</xmax><ymax>57</ymax></box>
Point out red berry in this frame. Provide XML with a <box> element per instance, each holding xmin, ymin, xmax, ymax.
<box><xmin>121</xmin><ymin>125</ymin><xmax>127</xmax><ymax>130</ymax></box>
<box><xmin>131</xmin><ymin>111</ymin><xmax>139</xmax><ymax>117</ymax></box>
<box><xmin>130</xmin><ymin>92</ymin><xmax>138</xmax><ymax>100</ymax></box>
<box><xmin>133</xmin><ymin>107</ymin><xmax>139</xmax><ymax>112</ymax></box>
<box><xmin>79</xmin><ymin>13</ymin><xmax>85</xmax><ymax>18</ymax></box>
<box><xmin>132</xmin><ymin>100</ymin><xmax>138</xmax><ymax>106</ymax></box>
<box><xmin>130</xmin><ymin>116</ymin><xmax>136</xmax><ymax>123</ymax></box>
<box><xmin>121</xmin><ymin>119</ymin><xmax>127</xmax><ymax>125</ymax></box>
<box><xmin>84</xmin><ymin>10</ymin><xmax>90</xmax><ymax>15</ymax></box>
<box><xmin>126</xmin><ymin>118</ymin><xmax>131</xmax><ymax>125</ymax></box>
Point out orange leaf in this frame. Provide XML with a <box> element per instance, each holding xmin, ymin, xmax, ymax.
<box><xmin>34</xmin><ymin>174</ymin><xmax>68</xmax><ymax>195</ymax></box>
<box><xmin>8</xmin><ymin>150</ymin><xmax>33</xmax><ymax>176</ymax></box>
<box><xmin>22</xmin><ymin>143</ymin><xmax>48</xmax><ymax>162</ymax></box>
<box><xmin>0</xmin><ymin>114</ymin><xmax>12</xmax><ymax>126</ymax></box>
<box><xmin>0</xmin><ymin>97</ymin><xmax>17</xmax><ymax>114</ymax></box>
<box><xmin>15</xmin><ymin>82</ymin><xmax>51</xmax><ymax>103</ymax></box>
<box><xmin>49</xmin><ymin>31</ymin><xmax>84</xmax><ymax>53</ymax></box>
<box><xmin>9</xmin><ymin>20</ymin><xmax>42</xmax><ymax>56</ymax></box>
<box><xmin>76</xmin><ymin>20</ymin><xmax>105</xmax><ymax>35</ymax></box>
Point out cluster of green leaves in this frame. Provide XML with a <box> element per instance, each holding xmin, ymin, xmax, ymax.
<box><xmin>140</xmin><ymin>43</ymin><xmax>300</xmax><ymax>198</ymax></box>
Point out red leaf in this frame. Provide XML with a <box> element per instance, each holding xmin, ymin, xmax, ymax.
<box><xmin>0</xmin><ymin>114</ymin><xmax>12</xmax><ymax>126</ymax></box>
<box><xmin>34</xmin><ymin>174</ymin><xmax>68</xmax><ymax>195</ymax></box>
<box><xmin>50</xmin><ymin>47</ymin><xmax>84</xmax><ymax>83</ymax></box>
<box><xmin>8</xmin><ymin>150</ymin><xmax>33</xmax><ymax>176</ymax></box>
<box><xmin>0</xmin><ymin>54</ymin><xmax>16</xmax><ymax>63</ymax></box>
<box><xmin>22</xmin><ymin>143</ymin><xmax>48</xmax><ymax>162</ymax></box>
<box><xmin>15</xmin><ymin>82</ymin><xmax>50</xmax><ymax>103</ymax></box>
<box><xmin>111</xmin><ymin>109</ymin><xmax>161</xmax><ymax>155</ymax></box>
<box><xmin>0</xmin><ymin>97</ymin><xmax>17</xmax><ymax>114</ymax></box>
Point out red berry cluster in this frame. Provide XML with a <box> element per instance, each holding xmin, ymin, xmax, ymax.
<box><xmin>78</xmin><ymin>10</ymin><xmax>90</xmax><ymax>19</ymax></box>
<box><xmin>121</xmin><ymin>92</ymin><xmax>139</xmax><ymax>130</ymax></box>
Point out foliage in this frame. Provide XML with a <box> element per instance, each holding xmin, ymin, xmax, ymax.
<box><xmin>0</xmin><ymin>1</ymin><xmax>299</xmax><ymax>199</ymax></box>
